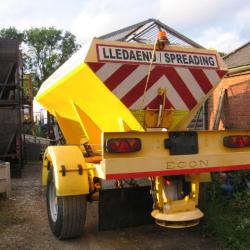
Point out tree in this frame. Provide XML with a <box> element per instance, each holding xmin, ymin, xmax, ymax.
<box><xmin>219</xmin><ymin>51</ymin><xmax>227</xmax><ymax>58</ymax></box>
<box><xmin>0</xmin><ymin>27</ymin><xmax>23</xmax><ymax>43</ymax></box>
<box><xmin>24</xmin><ymin>27</ymin><xmax>80</xmax><ymax>89</ymax></box>
<box><xmin>0</xmin><ymin>27</ymin><xmax>80</xmax><ymax>92</ymax></box>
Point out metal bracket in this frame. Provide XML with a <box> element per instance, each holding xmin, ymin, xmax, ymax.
<box><xmin>78</xmin><ymin>164</ymin><xmax>83</xmax><ymax>175</ymax></box>
<box><xmin>60</xmin><ymin>165</ymin><xmax>66</xmax><ymax>176</ymax></box>
<box><xmin>60</xmin><ymin>164</ymin><xmax>84</xmax><ymax>176</ymax></box>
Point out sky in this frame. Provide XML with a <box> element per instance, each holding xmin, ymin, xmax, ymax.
<box><xmin>0</xmin><ymin>0</ymin><xmax>249</xmax><ymax>53</ymax></box>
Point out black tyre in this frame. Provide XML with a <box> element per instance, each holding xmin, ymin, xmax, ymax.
<box><xmin>46</xmin><ymin>168</ymin><xmax>87</xmax><ymax>239</ymax></box>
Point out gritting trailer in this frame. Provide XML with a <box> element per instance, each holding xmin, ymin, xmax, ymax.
<box><xmin>36</xmin><ymin>32</ymin><xmax>250</xmax><ymax>239</ymax></box>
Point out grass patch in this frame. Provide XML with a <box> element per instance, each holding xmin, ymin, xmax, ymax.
<box><xmin>200</xmin><ymin>171</ymin><xmax>250</xmax><ymax>250</ymax></box>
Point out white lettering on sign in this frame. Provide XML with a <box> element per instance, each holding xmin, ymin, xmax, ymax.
<box><xmin>97</xmin><ymin>45</ymin><xmax>218</xmax><ymax>68</ymax></box>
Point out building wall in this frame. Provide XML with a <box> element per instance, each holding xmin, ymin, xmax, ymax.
<box><xmin>208</xmin><ymin>71</ymin><xmax>250</xmax><ymax>130</ymax></box>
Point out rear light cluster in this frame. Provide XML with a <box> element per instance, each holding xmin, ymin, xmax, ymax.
<box><xmin>224</xmin><ymin>135</ymin><xmax>250</xmax><ymax>148</ymax></box>
<box><xmin>105</xmin><ymin>138</ymin><xmax>141</xmax><ymax>153</ymax></box>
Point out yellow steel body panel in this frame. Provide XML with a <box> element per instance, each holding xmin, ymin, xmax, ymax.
<box><xmin>42</xmin><ymin>146</ymin><xmax>89</xmax><ymax>196</ymax></box>
<box><xmin>101</xmin><ymin>130</ymin><xmax>250</xmax><ymax>179</ymax></box>
<box><xmin>36</xmin><ymin>63</ymin><xmax>144</xmax><ymax>147</ymax></box>
<box><xmin>131</xmin><ymin>109</ymin><xmax>189</xmax><ymax>130</ymax></box>
<box><xmin>170</xmin><ymin>110</ymin><xmax>190</xmax><ymax>130</ymax></box>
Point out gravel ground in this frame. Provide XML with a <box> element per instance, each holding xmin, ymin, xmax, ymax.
<box><xmin>0</xmin><ymin>162</ymin><xmax>220</xmax><ymax>250</ymax></box>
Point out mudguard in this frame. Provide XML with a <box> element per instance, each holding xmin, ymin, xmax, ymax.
<box><xmin>42</xmin><ymin>146</ymin><xmax>89</xmax><ymax>196</ymax></box>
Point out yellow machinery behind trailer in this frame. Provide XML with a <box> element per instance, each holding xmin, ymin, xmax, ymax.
<box><xmin>36</xmin><ymin>29</ymin><xmax>250</xmax><ymax>239</ymax></box>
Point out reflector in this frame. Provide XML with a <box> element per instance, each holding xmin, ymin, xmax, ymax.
<box><xmin>105</xmin><ymin>138</ymin><xmax>141</xmax><ymax>153</ymax></box>
<box><xmin>224</xmin><ymin>135</ymin><xmax>250</xmax><ymax>148</ymax></box>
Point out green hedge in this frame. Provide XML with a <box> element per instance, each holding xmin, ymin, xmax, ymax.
<box><xmin>201</xmin><ymin>171</ymin><xmax>250</xmax><ymax>250</ymax></box>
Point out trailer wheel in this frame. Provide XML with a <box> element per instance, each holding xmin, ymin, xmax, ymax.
<box><xmin>46</xmin><ymin>168</ymin><xmax>87</xmax><ymax>239</ymax></box>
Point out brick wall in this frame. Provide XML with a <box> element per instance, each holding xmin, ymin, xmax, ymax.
<box><xmin>208</xmin><ymin>72</ymin><xmax>250</xmax><ymax>130</ymax></box>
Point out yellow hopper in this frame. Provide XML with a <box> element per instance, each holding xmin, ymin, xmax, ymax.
<box><xmin>36</xmin><ymin>38</ymin><xmax>227</xmax><ymax>151</ymax></box>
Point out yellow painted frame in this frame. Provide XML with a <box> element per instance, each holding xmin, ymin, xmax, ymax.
<box><xmin>102</xmin><ymin>130</ymin><xmax>250</xmax><ymax>179</ymax></box>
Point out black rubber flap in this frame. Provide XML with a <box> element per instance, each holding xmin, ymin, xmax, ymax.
<box><xmin>99</xmin><ymin>186</ymin><xmax>154</xmax><ymax>231</ymax></box>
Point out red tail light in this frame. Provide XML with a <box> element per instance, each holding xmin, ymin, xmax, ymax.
<box><xmin>105</xmin><ymin>138</ymin><xmax>141</xmax><ymax>153</ymax></box>
<box><xmin>224</xmin><ymin>135</ymin><xmax>250</xmax><ymax>148</ymax></box>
